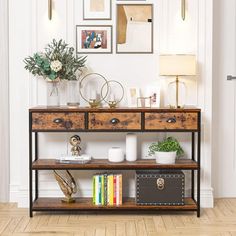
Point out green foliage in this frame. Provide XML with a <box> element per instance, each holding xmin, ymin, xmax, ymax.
<box><xmin>24</xmin><ymin>39</ymin><xmax>87</xmax><ymax>81</ymax></box>
<box><xmin>148</xmin><ymin>137</ymin><xmax>184</xmax><ymax>157</ymax></box>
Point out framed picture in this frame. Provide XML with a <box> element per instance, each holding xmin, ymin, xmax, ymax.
<box><xmin>127</xmin><ymin>87</ymin><xmax>140</xmax><ymax>107</ymax></box>
<box><xmin>83</xmin><ymin>0</ymin><xmax>111</xmax><ymax>20</ymax></box>
<box><xmin>116</xmin><ymin>4</ymin><xmax>153</xmax><ymax>54</ymax></box>
<box><xmin>76</xmin><ymin>25</ymin><xmax>113</xmax><ymax>54</ymax></box>
<box><xmin>145</xmin><ymin>85</ymin><xmax>161</xmax><ymax>108</ymax></box>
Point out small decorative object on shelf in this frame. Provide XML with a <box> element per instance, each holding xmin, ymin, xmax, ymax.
<box><xmin>24</xmin><ymin>39</ymin><xmax>87</xmax><ymax>107</ymax></box>
<box><xmin>126</xmin><ymin>133</ymin><xmax>137</xmax><ymax>162</ymax></box>
<box><xmin>145</xmin><ymin>84</ymin><xmax>161</xmax><ymax>108</ymax></box>
<box><xmin>54</xmin><ymin>170</ymin><xmax>77</xmax><ymax>203</ymax></box>
<box><xmin>149</xmin><ymin>137</ymin><xmax>184</xmax><ymax>164</ymax></box>
<box><xmin>137</xmin><ymin>96</ymin><xmax>152</xmax><ymax>108</ymax></box>
<box><xmin>70</xmin><ymin>135</ymin><xmax>81</xmax><ymax>156</ymax></box>
<box><xmin>101</xmin><ymin>80</ymin><xmax>124</xmax><ymax>108</ymax></box>
<box><xmin>79</xmin><ymin>73</ymin><xmax>108</xmax><ymax>108</ymax></box>
<box><xmin>67</xmin><ymin>80</ymin><xmax>80</xmax><ymax>108</ymax></box>
<box><xmin>127</xmin><ymin>87</ymin><xmax>140</xmax><ymax>107</ymax></box>
<box><xmin>56</xmin><ymin>135</ymin><xmax>91</xmax><ymax>164</ymax></box>
<box><xmin>108</xmin><ymin>147</ymin><xmax>124</xmax><ymax>163</ymax></box>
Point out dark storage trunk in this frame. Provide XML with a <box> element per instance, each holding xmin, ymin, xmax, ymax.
<box><xmin>136</xmin><ymin>170</ymin><xmax>185</xmax><ymax>206</ymax></box>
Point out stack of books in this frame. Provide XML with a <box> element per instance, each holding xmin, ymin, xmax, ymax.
<box><xmin>92</xmin><ymin>173</ymin><xmax>122</xmax><ymax>206</ymax></box>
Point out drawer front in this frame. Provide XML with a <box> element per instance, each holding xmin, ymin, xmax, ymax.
<box><xmin>145</xmin><ymin>112</ymin><xmax>198</xmax><ymax>130</ymax></box>
<box><xmin>32</xmin><ymin>112</ymin><xmax>85</xmax><ymax>131</ymax></box>
<box><xmin>88</xmin><ymin>112</ymin><xmax>141</xmax><ymax>130</ymax></box>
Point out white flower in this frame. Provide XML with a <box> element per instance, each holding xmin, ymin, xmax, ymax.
<box><xmin>50</xmin><ymin>60</ymin><xmax>62</xmax><ymax>72</ymax></box>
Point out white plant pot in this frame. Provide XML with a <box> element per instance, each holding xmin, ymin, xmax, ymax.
<box><xmin>155</xmin><ymin>151</ymin><xmax>177</xmax><ymax>164</ymax></box>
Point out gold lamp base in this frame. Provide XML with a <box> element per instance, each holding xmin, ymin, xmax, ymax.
<box><xmin>167</xmin><ymin>76</ymin><xmax>186</xmax><ymax>109</ymax></box>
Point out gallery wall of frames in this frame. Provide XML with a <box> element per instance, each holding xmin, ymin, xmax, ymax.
<box><xmin>8</xmin><ymin>0</ymin><xmax>213</xmax><ymax>208</ymax></box>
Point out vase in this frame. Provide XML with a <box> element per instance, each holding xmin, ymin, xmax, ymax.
<box><xmin>126</xmin><ymin>133</ymin><xmax>137</xmax><ymax>162</ymax></box>
<box><xmin>108</xmin><ymin>147</ymin><xmax>124</xmax><ymax>163</ymax></box>
<box><xmin>67</xmin><ymin>80</ymin><xmax>80</xmax><ymax>107</ymax></box>
<box><xmin>47</xmin><ymin>81</ymin><xmax>60</xmax><ymax>107</ymax></box>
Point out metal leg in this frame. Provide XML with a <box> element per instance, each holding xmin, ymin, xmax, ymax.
<box><xmin>35</xmin><ymin>132</ymin><xmax>38</xmax><ymax>200</ymax></box>
<box><xmin>197</xmin><ymin>113</ymin><xmax>201</xmax><ymax>217</ymax></box>
<box><xmin>191</xmin><ymin>132</ymin><xmax>195</xmax><ymax>200</ymax></box>
<box><xmin>29</xmin><ymin>113</ymin><xmax>33</xmax><ymax>217</ymax></box>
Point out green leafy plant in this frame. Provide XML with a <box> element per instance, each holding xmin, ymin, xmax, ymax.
<box><xmin>148</xmin><ymin>137</ymin><xmax>184</xmax><ymax>157</ymax></box>
<box><xmin>24</xmin><ymin>39</ymin><xmax>87</xmax><ymax>81</ymax></box>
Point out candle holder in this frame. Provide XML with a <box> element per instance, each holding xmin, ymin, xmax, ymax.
<box><xmin>101</xmin><ymin>80</ymin><xmax>124</xmax><ymax>108</ymax></box>
<box><xmin>89</xmin><ymin>99</ymin><xmax>100</xmax><ymax>108</ymax></box>
<box><xmin>79</xmin><ymin>73</ymin><xmax>109</xmax><ymax>108</ymax></box>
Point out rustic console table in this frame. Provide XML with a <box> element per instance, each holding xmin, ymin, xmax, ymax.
<box><xmin>29</xmin><ymin>107</ymin><xmax>201</xmax><ymax>217</ymax></box>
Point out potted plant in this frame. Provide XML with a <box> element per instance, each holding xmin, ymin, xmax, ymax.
<box><xmin>24</xmin><ymin>39</ymin><xmax>87</xmax><ymax>106</ymax></box>
<box><xmin>148</xmin><ymin>137</ymin><xmax>184</xmax><ymax>164</ymax></box>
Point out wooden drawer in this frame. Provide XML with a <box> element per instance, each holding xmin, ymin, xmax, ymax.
<box><xmin>88</xmin><ymin>112</ymin><xmax>141</xmax><ymax>130</ymax></box>
<box><xmin>145</xmin><ymin>112</ymin><xmax>198</xmax><ymax>130</ymax></box>
<box><xmin>32</xmin><ymin>112</ymin><xmax>85</xmax><ymax>131</ymax></box>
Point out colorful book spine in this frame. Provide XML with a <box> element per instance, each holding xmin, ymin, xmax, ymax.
<box><xmin>119</xmin><ymin>174</ymin><xmax>122</xmax><ymax>205</ymax></box>
<box><xmin>108</xmin><ymin>174</ymin><xmax>114</xmax><ymax>206</ymax></box>
<box><xmin>113</xmin><ymin>175</ymin><xmax>116</xmax><ymax>205</ymax></box>
<box><xmin>92</xmin><ymin>176</ymin><xmax>95</xmax><ymax>205</ymax></box>
<box><xmin>101</xmin><ymin>175</ymin><xmax>104</xmax><ymax>206</ymax></box>
<box><xmin>116</xmin><ymin>174</ymin><xmax>119</xmax><ymax>206</ymax></box>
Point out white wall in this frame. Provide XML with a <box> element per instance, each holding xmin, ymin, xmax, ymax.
<box><xmin>0</xmin><ymin>0</ymin><xmax>10</xmax><ymax>202</ymax></box>
<box><xmin>9</xmin><ymin>0</ymin><xmax>213</xmax><ymax>207</ymax></box>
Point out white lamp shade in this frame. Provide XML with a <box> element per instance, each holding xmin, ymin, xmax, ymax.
<box><xmin>159</xmin><ymin>55</ymin><xmax>196</xmax><ymax>76</ymax></box>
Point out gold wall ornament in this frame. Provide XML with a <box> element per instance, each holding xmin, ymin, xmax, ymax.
<box><xmin>70</xmin><ymin>135</ymin><xmax>81</xmax><ymax>156</ymax></box>
<box><xmin>54</xmin><ymin>170</ymin><xmax>77</xmax><ymax>203</ymax></box>
<box><xmin>48</xmin><ymin>0</ymin><xmax>52</xmax><ymax>20</ymax></box>
<box><xmin>181</xmin><ymin>0</ymin><xmax>186</xmax><ymax>21</ymax></box>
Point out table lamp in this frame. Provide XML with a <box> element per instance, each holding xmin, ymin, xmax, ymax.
<box><xmin>159</xmin><ymin>55</ymin><xmax>196</xmax><ymax>108</ymax></box>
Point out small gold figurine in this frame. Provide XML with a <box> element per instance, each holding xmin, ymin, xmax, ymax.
<box><xmin>70</xmin><ymin>135</ymin><xmax>81</xmax><ymax>156</ymax></box>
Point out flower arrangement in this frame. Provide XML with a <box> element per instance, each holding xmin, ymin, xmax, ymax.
<box><xmin>24</xmin><ymin>39</ymin><xmax>87</xmax><ymax>81</ymax></box>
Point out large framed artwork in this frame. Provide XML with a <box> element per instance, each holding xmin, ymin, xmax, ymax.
<box><xmin>116</xmin><ymin>4</ymin><xmax>153</xmax><ymax>54</ymax></box>
<box><xmin>76</xmin><ymin>25</ymin><xmax>113</xmax><ymax>54</ymax></box>
<box><xmin>83</xmin><ymin>0</ymin><xmax>111</xmax><ymax>20</ymax></box>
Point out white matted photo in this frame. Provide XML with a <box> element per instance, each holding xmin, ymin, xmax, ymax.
<box><xmin>127</xmin><ymin>87</ymin><xmax>140</xmax><ymax>107</ymax></box>
<box><xmin>76</xmin><ymin>25</ymin><xmax>113</xmax><ymax>54</ymax></box>
<box><xmin>145</xmin><ymin>85</ymin><xmax>161</xmax><ymax>108</ymax></box>
<box><xmin>83</xmin><ymin>0</ymin><xmax>111</xmax><ymax>20</ymax></box>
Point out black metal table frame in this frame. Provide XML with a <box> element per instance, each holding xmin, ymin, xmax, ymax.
<box><xmin>29</xmin><ymin>111</ymin><xmax>201</xmax><ymax>217</ymax></box>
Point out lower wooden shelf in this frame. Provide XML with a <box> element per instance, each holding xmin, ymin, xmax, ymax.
<box><xmin>32</xmin><ymin>197</ymin><xmax>197</xmax><ymax>211</ymax></box>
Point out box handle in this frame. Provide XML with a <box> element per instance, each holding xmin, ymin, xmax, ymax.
<box><xmin>156</xmin><ymin>178</ymin><xmax>165</xmax><ymax>190</ymax></box>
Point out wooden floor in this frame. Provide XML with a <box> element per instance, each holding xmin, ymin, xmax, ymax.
<box><xmin>0</xmin><ymin>199</ymin><xmax>236</xmax><ymax>236</ymax></box>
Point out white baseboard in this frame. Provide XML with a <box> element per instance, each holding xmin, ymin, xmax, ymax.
<box><xmin>10</xmin><ymin>185</ymin><xmax>214</xmax><ymax>208</ymax></box>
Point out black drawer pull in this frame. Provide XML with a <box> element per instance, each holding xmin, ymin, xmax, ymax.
<box><xmin>65</xmin><ymin>120</ymin><xmax>73</xmax><ymax>129</ymax></box>
<box><xmin>166</xmin><ymin>118</ymin><xmax>176</xmax><ymax>123</ymax></box>
<box><xmin>110</xmin><ymin>118</ymin><xmax>120</xmax><ymax>125</ymax></box>
<box><xmin>53</xmin><ymin>118</ymin><xmax>64</xmax><ymax>124</ymax></box>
